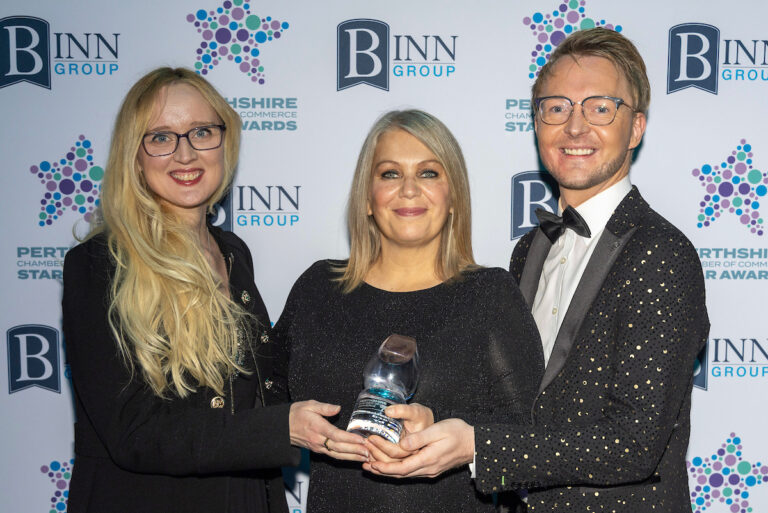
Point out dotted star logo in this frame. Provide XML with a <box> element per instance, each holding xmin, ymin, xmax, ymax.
<box><xmin>522</xmin><ymin>1</ymin><xmax>622</xmax><ymax>79</ymax></box>
<box><xmin>29</xmin><ymin>135</ymin><xmax>103</xmax><ymax>227</ymax></box>
<box><xmin>40</xmin><ymin>459</ymin><xmax>73</xmax><ymax>512</ymax></box>
<box><xmin>692</xmin><ymin>140</ymin><xmax>767</xmax><ymax>237</ymax></box>
<box><xmin>186</xmin><ymin>0</ymin><xmax>289</xmax><ymax>84</ymax></box>
<box><xmin>688</xmin><ymin>434</ymin><xmax>768</xmax><ymax>512</ymax></box>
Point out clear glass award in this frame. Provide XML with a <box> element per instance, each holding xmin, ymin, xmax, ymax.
<box><xmin>346</xmin><ymin>334</ymin><xmax>419</xmax><ymax>444</ymax></box>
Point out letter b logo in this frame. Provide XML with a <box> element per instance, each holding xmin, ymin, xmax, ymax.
<box><xmin>692</xmin><ymin>342</ymin><xmax>708</xmax><ymax>391</ymax></box>
<box><xmin>667</xmin><ymin>23</ymin><xmax>719</xmax><ymax>94</ymax></box>
<box><xmin>511</xmin><ymin>171</ymin><xmax>558</xmax><ymax>240</ymax></box>
<box><xmin>7</xmin><ymin>325</ymin><xmax>60</xmax><ymax>393</ymax></box>
<box><xmin>209</xmin><ymin>188</ymin><xmax>233</xmax><ymax>232</ymax></box>
<box><xmin>0</xmin><ymin>16</ymin><xmax>51</xmax><ymax>89</ymax></box>
<box><xmin>337</xmin><ymin>19</ymin><xmax>389</xmax><ymax>91</ymax></box>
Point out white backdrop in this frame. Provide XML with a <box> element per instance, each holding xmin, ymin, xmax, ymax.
<box><xmin>1</xmin><ymin>1</ymin><xmax>766</xmax><ymax>512</ymax></box>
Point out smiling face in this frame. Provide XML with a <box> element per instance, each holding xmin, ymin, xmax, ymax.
<box><xmin>136</xmin><ymin>83</ymin><xmax>225</xmax><ymax>223</ymax></box>
<box><xmin>534</xmin><ymin>55</ymin><xmax>646</xmax><ymax>206</ymax></box>
<box><xmin>368</xmin><ymin>129</ymin><xmax>453</xmax><ymax>255</ymax></box>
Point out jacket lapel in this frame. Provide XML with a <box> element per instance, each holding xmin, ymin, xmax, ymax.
<box><xmin>537</xmin><ymin>187</ymin><xmax>644</xmax><ymax>394</ymax></box>
<box><xmin>518</xmin><ymin>229</ymin><xmax>552</xmax><ymax>307</ymax></box>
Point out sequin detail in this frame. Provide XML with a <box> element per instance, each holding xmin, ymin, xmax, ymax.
<box><xmin>495</xmin><ymin>188</ymin><xmax>710</xmax><ymax>510</ymax></box>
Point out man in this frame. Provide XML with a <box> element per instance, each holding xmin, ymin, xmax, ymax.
<box><xmin>365</xmin><ymin>28</ymin><xmax>709</xmax><ymax>511</ymax></box>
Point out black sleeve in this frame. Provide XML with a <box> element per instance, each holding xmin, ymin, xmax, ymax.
<box><xmin>270</xmin><ymin>261</ymin><xmax>327</xmax><ymax>391</ymax></box>
<box><xmin>63</xmin><ymin>240</ymin><xmax>300</xmax><ymax>476</ymax></box>
<box><xmin>434</xmin><ymin>269</ymin><xmax>544</xmax><ymax>426</ymax></box>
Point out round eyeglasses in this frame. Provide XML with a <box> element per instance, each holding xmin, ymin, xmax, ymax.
<box><xmin>534</xmin><ymin>96</ymin><xmax>635</xmax><ymax>126</ymax></box>
<box><xmin>141</xmin><ymin>124</ymin><xmax>226</xmax><ymax>157</ymax></box>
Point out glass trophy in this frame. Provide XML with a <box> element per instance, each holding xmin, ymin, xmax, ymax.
<box><xmin>346</xmin><ymin>334</ymin><xmax>419</xmax><ymax>444</ymax></box>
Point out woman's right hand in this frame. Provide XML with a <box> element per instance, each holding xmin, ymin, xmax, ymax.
<box><xmin>288</xmin><ymin>400</ymin><xmax>369</xmax><ymax>462</ymax></box>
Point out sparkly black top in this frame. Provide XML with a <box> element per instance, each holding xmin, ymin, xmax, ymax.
<box><xmin>274</xmin><ymin>260</ymin><xmax>544</xmax><ymax>513</ymax></box>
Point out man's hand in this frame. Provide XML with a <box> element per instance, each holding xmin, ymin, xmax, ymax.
<box><xmin>385</xmin><ymin>402</ymin><xmax>435</xmax><ymax>434</ymax></box>
<box><xmin>363</xmin><ymin>418</ymin><xmax>475</xmax><ymax>478</ymax></box>
<box><xmin>366</xmin><ymin>402</ymin><xmax>435</xmax><ymax>463</ymax></box>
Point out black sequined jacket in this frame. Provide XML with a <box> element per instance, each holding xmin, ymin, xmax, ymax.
<box><xmin>475</xmin><ymin>187</ymin><xmax>709</xmax><ymax>512</ymax></box>
<box><xmin>62</xmin><ymin>227</ymin><xmax>300</xmax><ymax>513</ymax></box>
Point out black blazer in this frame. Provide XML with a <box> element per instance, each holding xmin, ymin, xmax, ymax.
<box><xmin>474</xmin><ymin>187</ymin><xmax>709</xmax><ymax>511</ymax></box>
<box><xmin>62</xmin><ymin>227</ymin><xmax>300</xmax><ymax>513</ymax></box>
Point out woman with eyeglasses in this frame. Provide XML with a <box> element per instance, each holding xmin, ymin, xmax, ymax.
<box><xmin>62</xmin><ymin>67</ymin><xmax>367</xmax><ymax>513</ymax></box>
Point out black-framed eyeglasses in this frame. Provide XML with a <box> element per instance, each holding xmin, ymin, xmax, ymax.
<box><xmin>141</xmin><ymin>124</ymin><xmax>226</xmax><ymax>157</ymax></box>
<box><xmin>534</xmin><ymin>96</ymin><xmax>635</xmax><ymax>126</ymax></box>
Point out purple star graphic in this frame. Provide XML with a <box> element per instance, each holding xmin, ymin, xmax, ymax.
<box><xmin>521</xmin><ymin>1</ymin><xmax>621</xmax><ymax>79</ymax></box>
<box><xmin>692</xmin><ymin>140</ymin><xmax>766</xmax><ymax>236</ymax></box>
<box><xmin>40</xmin><ymin>458</ymin><xmax>74</xmax><ymax>511</ymax></box>
<box><xmin>186</xmin><ymin>2</ymin><xmax>290</xmax><ymax>84</ymax></box>
<box><xmin>687</xmin><ymin>433</ymin><xmax>768</xmax><ymax>512</ymax></box>
<box><xmin>29</xmin><ymin>135</ymin><xmax>102</xmax><ymax>227</ymax></box>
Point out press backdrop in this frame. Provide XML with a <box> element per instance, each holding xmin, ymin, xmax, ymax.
<box><xmin>2</xmin><ymin>1</ymin><xmax>767</xmax><ymax>512</ymax></box>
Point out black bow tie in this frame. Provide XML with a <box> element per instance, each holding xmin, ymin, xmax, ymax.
<box><xmin>536</xmin><ymin>206</ymin><xmax>592</xmax><ymax>243</ymax></box>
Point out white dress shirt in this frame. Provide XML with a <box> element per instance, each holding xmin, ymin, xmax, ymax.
<box><xmin>532</xmin><ymin>177</ymin><xmax>632</xmax><ymax>367</ymax></box>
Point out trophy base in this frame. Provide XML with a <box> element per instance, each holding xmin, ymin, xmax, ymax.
<box><xmin>346</xmin><ymin>388</ymin><xmax>404</xmax><ymax>444</ymax></box>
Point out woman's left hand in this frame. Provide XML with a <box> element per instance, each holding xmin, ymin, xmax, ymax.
<box><xmin>289</xmin><ymin>400</ymin><xmax>369</xmax><ymax>461</ymax></box>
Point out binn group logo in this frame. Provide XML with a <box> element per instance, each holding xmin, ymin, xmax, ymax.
<box><xmin>0</xmin><ymin>16</ymin><xmax>49</xmax><ymax>88</ymax></box>
<box><xmin>510</xmin><ymin>171</ymin><xmax>558</xmax><ymax>240</ymax></box>
<box><xmin>337</xmin><ymin>18</ymin><xmax>458</xmax><ymax>92</ymax></box>
<box><xmin>667</xmin><ymin>24</ymin><xmax>719</xmax><ymax>94</ymax></box>
<box><xmin>701</xmin><ymin>337</ymin><xmax>768</xmax><ymax>382</ymax></box>
<box><xmin>668</xmin><ymin>23</ymin><xmax>768</xmax><ymax>94</ymax></box>
<box><xmin>338</xmin><ymin>19</ymin><xmax>388</xmax><ymax>91</ymax></box>
<box><xmin>1</xmin><ymin>16</ymin><xmax>119</xmax><ymax>90</ymax></box>
<box><xmin>234</xmin><ymin>184</ymin><xmax>301</xmax><ymax>229</ymax></box>
<box><xmin>692</xmin><ymin>139</ymin><xmax>766</xmax><ymax>237</ymax></box>
<box><xmin>30</xmin><ymin>135</ymin><xmax>103</xmax><ymax>227</ymax></box>
<box><xmin>187</xmin><ymin>1</ymin><xmax>289</xmax><ymax>84</ymax></box>
<box><xmin>687</xmin><ymin>434</ymin><xmax>768</xmax><ymax>513</ymax></box>
<box><xmin>7</xmin><ymin>325</ymin><xmax>61</xmax><ymax>394</ymax></box>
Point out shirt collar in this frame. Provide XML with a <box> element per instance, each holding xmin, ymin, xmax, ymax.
<box><xmin>559</xmin><ymin>177</ymin><xmax>632</xmax><ymax>237</ymax></box>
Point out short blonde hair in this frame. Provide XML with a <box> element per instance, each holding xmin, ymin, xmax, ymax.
<box><xmin>339</xmin><ymin>110</ymin><xmax>475</xmax><ymax>291</ymax></box>
<box><xmin>532</xmin><ymin>28</ymin><xmax>651</xmax><ymax>114</ymax></box>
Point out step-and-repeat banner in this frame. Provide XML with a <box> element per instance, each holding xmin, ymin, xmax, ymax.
<box><xmin>1</xmin><ymin>1</ymin><xmax>766</xmax><ymax>511</ymax></box>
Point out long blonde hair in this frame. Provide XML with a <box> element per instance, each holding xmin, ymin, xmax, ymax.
<box><xmin>90</xmin><ymin>67</ymin><xmax>247</xmax><ymax>398</ymax></box>
<box><xmin>339</xmin><ymin>109</ymin><xmax>476</xmax><ymax>292</ymax></box>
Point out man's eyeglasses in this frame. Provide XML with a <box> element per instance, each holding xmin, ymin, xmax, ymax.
<box><xmin>141</xmin><ymin>124</ymin><xmax>226</xmax><ymax>157</ymax></box>
<box><xmin>534</xmin><ymin>96</ymin><xmax>635</xmax><ymax>126</ymax></box>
